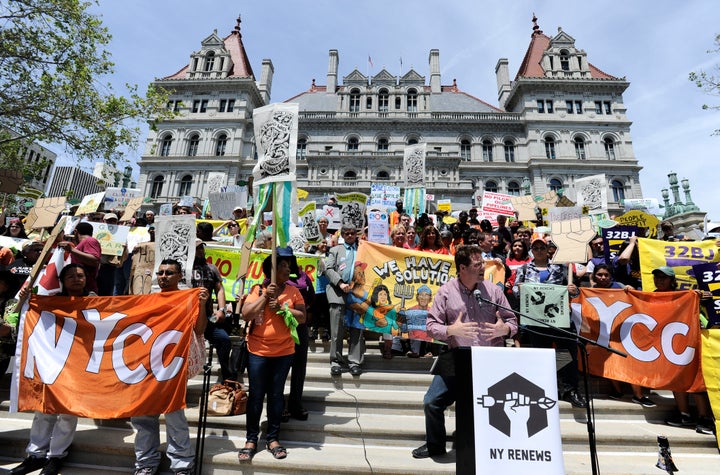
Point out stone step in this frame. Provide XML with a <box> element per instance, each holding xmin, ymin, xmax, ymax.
<box><xmin>1</xmin><ymin>416</ymin><xmax>718</xmax><ymax>475</ymax></box>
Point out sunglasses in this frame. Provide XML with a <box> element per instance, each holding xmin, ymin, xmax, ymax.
<box><xmin>156</xmin><ymin>270</ymin><xmax>177</xmax><ymax>276</ymax></box>
<box><xmin>228</xmin><ymin>223</ymin><xmax>239</xmax><ymax>228</ymax></box>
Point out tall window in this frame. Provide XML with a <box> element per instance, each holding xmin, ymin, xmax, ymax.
<box><xmin>204</xmin><ymin>51</ymin><xmax>215</xmax><ymax>71</ymax></box>
<box><xmin>151</xmin><ymin>175</ymin><xmax>164</xmax><ymax>198</ymax></box>
<box><xmin>200</xmin><ymin>100</ymin><xmax>208</xmax><ymax>113</ymax></box>
<box><xmin>192</xmin><ymin>100</ymin><xmax>200</xmax><ymax>113</ymax></box>
<box><xmin>549</xmin><ymin>178</ymin><xmax>563</xmax><ymax>192</ymax></box>
<box><xmin>604</xmin><ymin>101</ymin><xmax>611</xmax><ymax>115</ymax></box>
<box><xmin>179</xmin><ymin>175</ymin><xmax>193</xmax><ymax>196</ymax></box>
<box><xmin>366</xmin><ymin>97</ymin><xmax>372</xmax><ymax>109</ymax></box>
<box><xmin>546</xmin><ymin>100</ymin><xmax>554</xmax><ymax>113</ymax></box>
<box><xmin>347</xmin><ymin>137</ymin><xmax>359</xmax><ymax>151</ymax></box>
<box><xmin>160</xmin><ymin>135</ymin><xmax>173</xmax><ymax>156</ymax></box>
<box><xmin>504</xmin><ymin>141</ymin><xmax>515</xmax><ymax>162</ymax></box>
<box><xmin>482</xmin><ymin>140</ymin><xmax>493</xmax><ymax>162</ymax></box>
<box><xmin>544</xmin><ymin>137</ymin><xmax>556</xmax><ymax>159</ymax></box>
<box><xmin>460</xmin><ymin>140</ymin><xmax>471</xmax><ymax>161</ymax></box>
<box><xmin>566</xmin><ymin>100</ymin><xmax>574</xmax><ymax>114</ymax></box>
<box><xmin>378</xmin><ymin>89</ymin><xmax>389</xmax><ymax>112</ymax></box>
<box><xmin>507</xmin><ymin>181</ymin><xmax>520</xmax><ymax>196</ymax></box>
<box><xmin>377</xmin><ymin>138</ymin><xmax>389</xmax><ymax>152</ymax></box>
<box><xmin>575</xmin><ymin>101</ymin><xmax>582</xmax><ymax>114</ymax></box>
<box><xmin>604</xmin><ymin>138</ymin><xmax>616</xmax><ymax>160</ymax></box>
<box><xmin>611</xmin><ymin>180</ymin><xmax>625</xmax><ymax>202</ymax></box>
<box><xmin>215</xmin><ymin>134</ymin><xmax>228</xmax><ymax>156</ymax></box>
<box><xmin>594</xmin><ymin>101</ymin><xmax>603</xmax><ymax>115</ymax></box>
<box><xmin>560</xmin><ymin>50</ymin><xmax>570</xmax><ymax>71</ymax></box>
<box><xmin>297</xmin><ymin>138</ymin><xmax>307</xmax><ymax>160</ymax></box>
<box><xmin>349</xmin><ymin>89</ymin><xmax>360</xmax><ymax>112</ymax></box>
<box><xmin>537</xmin><ymin>100</ymin><xmax>545</xmax><ymax>113</ymax></box>
<box><xmin>484</xmin><ymin>180</ymin><xmax>498</xmax><ymax>192</ymax></box>
<box><xmin>187</xmin><ymin>134</ymin><xmax>199</xmax><ymax>156</ymax></box>
<box><xmin>407</xmin><ymin>89</ymin><xmax>418</xmax><ymax>112</ymax></box>
<box><xmin>574</xmin><ymin>137</ymin><xmax>586</xmax><ymax>160</ymax></box>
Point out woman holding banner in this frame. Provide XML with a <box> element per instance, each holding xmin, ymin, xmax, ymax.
<box><xmin>9</xmin><ymin>264</ymin><xmax>95</xmax><ymax>475</ymax></box>
<box><xmin>239</xmin><ymin>253</ymin><xmax>306</xmax><ymax>461</ymax></box>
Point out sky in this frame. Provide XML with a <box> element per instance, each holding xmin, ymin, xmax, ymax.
<box><xmin>62</xmin><ymin>0</ymin><xmax>719</xmax><ymax>221</ymax></box>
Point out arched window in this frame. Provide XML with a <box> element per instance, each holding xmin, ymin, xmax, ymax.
<box><xmin>349</xmin><ymin>89</ymin><xmax>361</xmax><ymax>113</ymax></box>
<box><xmin>187</xmin><ymin>134</ymin><xmax>200</xmax><ymax>157</ymax></box>
<box><xmin>485</xmin><ymin>180</ymin><xmax>498</xmax><ymax>192</ymax></box>
<box><xmin>377</xmin><ymin>137</ymin><xmax>389</xmax><ymax>152</ymax></box>
<box><xmin>611</xmin><ymin>180</ymin><xmax>625</xmax><ymax>202</ymax></box>
<box><xmin>378</xmin><ymin>89</ymin><xmax>389</xmax><ymax>112</ymax></box>
<box><xmin>347</xmin><ymin>137</ymin><xmax>359</xmax><ymax>151</ymax></box>
<box><xmin>343</xmin><ymin>170</ymin><xmax>357</xmax><ymax>180</ymax></box>
<box><xmin>178</xmin><ymin>175</ymin><xmax>193</xmax><ymax>196</ymax></box>
<box><xmin>151</xmin><ymin>175</ymin><xmax>164</xmax><ymax>198</ymax></box>
<box><xmin>407</xmin><ymin>138</ymin><xmax>418</xmax><ymax>145</ymax></box>
<box><xmin>482</xmin><ymin>140</ymin><xmax>493</xmax><ymax>162</ymax></box>
<box><xmin>504</xmin><ymin>140</ymin><xmax>515</xmax><ymax>162</ymax></box>
<box><xmin>215</xmin><ymin>134</ymin><xmax>228</xmax><ymax>156</ymax></box>
<box><xmin>296</xmin><ymin>138</ymin><xmax>307</xmax><ymax>160</ymax></box>
<box><xmin>549</xmin><ymin>178</ymin><xmax>563</xmax><ymax>192</ymax></box>
<box><xmin>544</xmin><ymin>136</ymin><xmax>556</xmax><ymax>159</ymax></box>
<box><xmin>604</xmin><ymin>137</ymin><xmax>616</xmax><ymax>160</ymax></box>
<box><xmin>560</xmin><ymin>50</ymin><xmax>570</xmax><ymax>71</ymax></box>
<box><xmin>507</xmin><ymin>181</ymin><xmax>521</xmax><ymax>196</ymax></box>
<box><xmin>460</xmin><ymin>140</ymin><xmax>471</xmax><ymax>161</ymax></box>
<box><xmin>574</xmin><ymin>137</ymin><xmax>586</xmax><ymax>160</ymax></box>
<box><xmin>407</xmin><ymin>88</ymin><xmax>418</xmax><ymax>112</ymax></box>
<box><xmin>160</xmin><ymin>135</ymin><xmax>173</xmax><ymax>156</ymax></box>
<box><xmin>376</xmin><ymin>170</ymin><xmax>390</xmax><ymax>181</ymax></box>
<box><xmin>204</xmin><ymin>51</ymin><xmax>215</xmax><ymax>72</ymax></box>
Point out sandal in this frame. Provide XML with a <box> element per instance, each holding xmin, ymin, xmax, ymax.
<box><xmin>238</xmin><ymin>442</ymin><xmax>257</xmax><ymax>462</ymax></box>
<box><xmin>267</xmin><ymin>440</ymin><xmax>288</xmax><ymax>459</ymax></box>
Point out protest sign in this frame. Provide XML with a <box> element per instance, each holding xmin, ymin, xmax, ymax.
<box><xmin>367</xmin><ymin>209</ymin><xmax>390</xmax><ymax>244</ymax></box>
<box><xmin>638</xmin><ymin>238</ymin><xmax>720</xmax><ymax>291</ymax></box>
<box><xmin>74</xmin><ymin>191</ymin><xmax>105</xmax><ymax>216</ymax></box>
<box><xmin>209</xmin><ymin>191</ymin><xmax>245</xmax><ymax>220</ymax></box>
<box><xmin>574</xmin><ymin>174</ymin><xmax>607</xmax><ymax>214</ymax></box>
<box><xmin>692</xmin><ymin>262</ymin><xmax>720</xmax><ymax>328</ymax></box>
<box><xmin>481</xmin><ymin>191</ymin><xmax>515</xmax><ymax>217</ymax></box>
<box><xmin>336</xmin><ymin>192</ymin><xmax>368</xmax><ymax>231</ymax></box>
<box><xmin>370</xmin><ymin>184</ymin><xmax>401</xmax><ymax>211</ymax></box>
<box><xmin>25</xmin><ymin>196</ymin><xmax>67</xmax><ymax>229</ymax></box>
<box><xmin>154</xmin><ymin>215</ymin><xmax>196</xmax><ymax>280</ymax></box>
<box><xmin>103</xmin><ymin>187</ymin><xmax>141</xmax><ymax>210</ymax></box>
<box><xmin>615</xmin><ymin>210</ymin><xmax>659</xmax><ymax>238</ymax></box>
<box><xmin>519</xmin><ymin>283</ymin><xmax>569</xmax><ymax>328</ymax></box>
<box><xmin>299</xmin><ymin>201</ymin><xmax>322</xmax><ymax>244</ymax></box>
<box><xmin>120</xmin><ymin>197</ymin><xmax>144</xmax><ymax>222</ymax></box>
<box><xmin>602</xmin><ymin>226</ymin><xmax>638</xmax><ymax>264</ymax></box>
<box><xmin>88</xmin><ymin>222</ymin><xmax>130</xmax><ymax>256</ymax></box>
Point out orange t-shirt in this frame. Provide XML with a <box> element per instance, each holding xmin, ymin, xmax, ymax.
<box><xmin>245</xmin><ymin>284</ymin><xmax>304</xmax><ymax>357</ymax></box>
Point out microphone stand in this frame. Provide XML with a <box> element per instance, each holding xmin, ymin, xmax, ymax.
<box><xmin>476</xmin><ymin>293</ymin><xmax>626</xmax><ymax>475</ymax></box>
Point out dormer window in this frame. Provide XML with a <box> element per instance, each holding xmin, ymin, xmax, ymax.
<box><xmin>560</xmin><ymin>50</ymin><xmax>570</xmax><ymax>71</ymax></box>
<box><xmin>204</xmin><ymin>51</ymin><xmax>215</xmax><ymax>72</ymax></box>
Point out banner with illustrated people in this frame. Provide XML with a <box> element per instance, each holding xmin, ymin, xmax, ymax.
<box><xmin>638</xmin><ymin>238</ymin><xmax>720</xmax><ymax>291</ymax></box>
<box><xmin>352</xmin><ymin>241</ymin><xmax>455</xmax><ymax>340</ymax></box>
<box><xmin>572</xmin><ymin>288</ymin><xmax>705</xmax><ymax>392</ymax></box>
<box><xmin>15</xmin><ymin>289</ymin><xmax>200</xmax><ymax>418</ymax></box>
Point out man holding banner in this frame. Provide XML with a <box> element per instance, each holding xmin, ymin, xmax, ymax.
<box><xmin>413</xmin><ymin>245</ymin><xmax>517</xmax><ymax>459</ymax></box>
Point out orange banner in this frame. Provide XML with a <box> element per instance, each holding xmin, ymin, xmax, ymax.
<box><xmin>574</xmin><ymin>288</ymin><xmax>705</xmax><ymax>392</ymax></box>
<box><xmin>18</xmin><ymin>289</ymin><xmax>200</xmax><ymax>418</ymax></box>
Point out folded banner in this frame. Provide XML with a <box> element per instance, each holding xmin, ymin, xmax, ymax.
<box><xmin>573</xmin><ymin>288</ymin><xmax>705</xmax><ymax>392</ymax></box>
<box><xmin>17</xmin><ymin>289</ymin><xmax>200</xmax><ymax>418</ymax></box>
<box><xmin>638</xmin><ymin>238</ymin><xmax>720</xmax><ymax>291</ymax></box>
<box><xmin>353</xmin><ymin>241</ymin><xmax>454</xmax><ymax>339</ymax></box>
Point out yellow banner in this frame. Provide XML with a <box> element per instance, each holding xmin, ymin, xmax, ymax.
<box><xmin>638</xmin><ymin>238</ymin><xmax>720</xmax><ymax>291</ymax></box>
<box><xmin>701</xmin><ymin>329</ymin><xmax>720</xmax><ymax>445</ymax></box>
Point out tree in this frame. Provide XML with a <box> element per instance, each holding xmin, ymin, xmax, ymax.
<box><xmin>0</xmin><ymin>0</ymin><xmax>172</xmax><ymax>177</ymax></box>
<box><xmin>689</xmin><ymin>33</ymin><xmax>720</xmax><ymax>135</ymax></box>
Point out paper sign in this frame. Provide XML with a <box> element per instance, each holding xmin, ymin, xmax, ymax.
<box><xmin>103</xmin><ymin>187</ymin><xmax>141</xmax><ymax>209</ymax></box>
<box><xmin>367</xmin><ymin>209</ymin><xmax>390</xmax><ymax>244</ymax></box>
<box><xmin>370</xmin><ymin>184</ymin><xmax>401</xmax><ymax>211</ymax></box>
<box><xmin>208</xmin><ymin>191</ymin><xmax>245</xmax><ymax>220</ymax></box>
<box><xmin>481</xmin><ymin>191</ymin><xmax>515</xmax><ymax>216</ymax></box>
<box><xmin>520</xmin><ymin>283</ymin><xmax>570</xmax><ymax>328</ymax></box>
<box><xmin>437</xmin><ymin>199</ymin><xmax>452</xmax><ymax>213</ymax></box>
<box><xmin>159</xmin><ymin>203</ymin><xmax>173</xmax><ymax>216</ymax></box>
<box><xmin>74</xmin><ymin>191</ymin><xmax>105</xmax><ymax>216</ymax></box>
<box><xmin>88</xmin><ymin>222</ymin><xmax>130</xmax><ymax>256</ymax></box>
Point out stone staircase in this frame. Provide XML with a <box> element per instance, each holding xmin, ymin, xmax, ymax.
<box><xmin>1</xmin><ymin>338</ymin><xmax>719</xmax><ymax>474</ymax></box>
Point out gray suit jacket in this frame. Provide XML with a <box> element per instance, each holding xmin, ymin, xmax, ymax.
<box><xmin>323</xmin><ymin>243</ymin><xmax>354</xmax><ymax>305</ymax></box>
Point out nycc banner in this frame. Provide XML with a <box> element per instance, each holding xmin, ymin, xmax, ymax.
<box><xmin>15</xmin><ymin>289</ymin><xmax>200</xmax><ymax>418</ymax></box>
<box><xmin>638</xmin><ymin>238</ymin><xmax>720</xmax><ymax>291</ymax></box>
<box><xmin>572</xmin><ymin>288</ymin><xmax>705</xmax><ymax>392</ymax></box>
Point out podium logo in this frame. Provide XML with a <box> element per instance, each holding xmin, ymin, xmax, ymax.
<box><xmin>476</xmin><ymin>372</ymin><xmax>556</xmax><ymax>437</ymax></box>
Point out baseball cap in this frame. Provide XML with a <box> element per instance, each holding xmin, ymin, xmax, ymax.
<box><xmin>652</xmin><ymin>266</ymin><xmax>675</xmax><ymax>278</ymax></box>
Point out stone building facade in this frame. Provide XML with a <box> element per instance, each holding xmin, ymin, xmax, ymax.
<box><xmin>138</xmin><ymin>16</ymin><xmax>643</xmax><ymax>215</ymax></box>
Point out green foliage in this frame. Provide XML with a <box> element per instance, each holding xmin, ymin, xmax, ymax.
<box><xmin>689</xmin><ymin>33</ymin><xmax>720</xmax><ymax>135</ymax></box>
<box><xmin>0</xmin><ymin>0</ymin><xmax>173</xmax><ymax>171</ymax></box>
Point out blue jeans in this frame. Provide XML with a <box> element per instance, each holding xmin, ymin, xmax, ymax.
<box><xmin>423</xmin><ymin>374</ymin><xmax>456</xmax><ymax>451</ymax></box>
<box><xmin>288</xmin><ymin>324</ymin><xmax>309</xmax><ymax>413</ymax></box>
<box><xmin>246</xmin><ymin>352</ymin><xmax>294</xmax><ymax>444</ymax></box>
<box><xmin>205</xmin><ymin>322</ymin><xmax>234</xmax><ymax>381</ymax></box>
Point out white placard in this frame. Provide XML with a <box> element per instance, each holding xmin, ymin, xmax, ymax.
<box><xmin>472</xmin><ymin>347</ymin><xmax>564</xmax><ymax>474</ymax></box>
<box><xmin>481</xmin><ymin>191</ymin><xmax>515</xmax><ymax>216</ymax></box>
<box><xmin>209</xmin><ymin>191</ymin><xmax>245</xmax><ymax>220</ymax></box>
<box><xmin>367</xmin><ymin>208</ymin><xmax>390</xmax><ymax>244</ymax></box>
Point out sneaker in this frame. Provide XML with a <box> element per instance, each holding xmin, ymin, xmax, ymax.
<box><xmin>349</xmin><ymin>365</ymin><xmax>362</xmax><ymax>376</ymax></box>
<box><xmin>174</xmin><ymin>468</ymin><xmax>195</xmax><ymax>475</ymax></box>
<box><xmin>10</xmin><ymin>456</ymin><xmax>48</xmax><ymax>475</ymax></box>
<box><xmin>134</xmin><ymin>467</ymin><xmax>158</xmax><ymax>475</ymax></box>
<box><xmin>631</xmin><ymin>396</ymin><xmax>657</xmax><ymax>408</ymax></box>
<box><xmin>563</xmin><ymin>389</ymin><xmax>588</xmax><ymax>408</ymax></box>
<box><xmin>665</xmin><ymin>412</ymin><xmax>695</xmax><ymax>427</ymax></box>
<box><xmin>330</xmin><ymin>365</ymin><xmax>342</xmax><ymax>376</ymax></box>
<box><xmin>39</xmin><ymin>458</ymin><xmax>63</xmax><ymax>475</ymax></box>
<box><xmin>607</xmin><ymin>391</ymin><xmax>623</xmax><ymax>400</ymax></box>
<box><xmin>696</xmin><ymin>417</ymin><xmax>716</xmax><ymax>435</ymax></box>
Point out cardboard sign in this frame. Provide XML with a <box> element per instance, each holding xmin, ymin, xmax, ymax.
<box><xmin>25</xmin><ymin>196</ymin><xmax>67</xmax><ymax>229</ymax></box>
<box><xmin>120</xmin><ymin>197</ymin><xmax>144</xmax><ymax>222</ymax></box>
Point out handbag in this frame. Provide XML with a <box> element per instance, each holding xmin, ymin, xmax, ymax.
<box><xmin>187</xmin><ymin>332</ymin><xmax>205</xmax><ymax>379</ymax></box>
<box><xmin>207</xmin><ymin>380</ymin><xmax>248</xmax><ymax>416</ymax></box>
<box><xmin>229</xmin><ymin>321</ymin><xmax>251</xmax><ymax>376</ymax></box>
